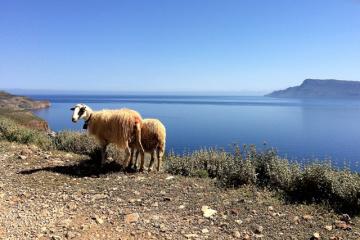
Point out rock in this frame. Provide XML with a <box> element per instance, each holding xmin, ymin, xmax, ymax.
<box><xmin>293</xmin><ymin>216</ymin><xmax>300</xmax><ymax>224</ymax></box>
<box><xmin>18</xmin><ymin>155</ymin><xmax>27</xmax><ymax>160</ymax></box>
<box><xmin>232</xmin><ymin>230</ymin><xmax>241</xmax><ymax>238</ymax></box>
<box><xmin>243</xmin><ymin>233</ymin><xmax>251</xmax><ymax>240</ymax></box>
<box><xmin>92</xmin><ymin>215</ymin><xmax>104</xmax><ymax>224</ymax></box>
<box><xmin>329</xmin><ymin>236</ymin><xmax>342</xmax><ymax>240</ymax></box>
<box><xmin>253</xmin><ymin>225</ymin><xmax>263</xmax><ymax>234</ymax></box>
<box><xmin>65</xmin><ymin>231</ymin><xmax>77</xmax><ymax>239</ymax></box>
<box><xmin>324</xmin><ymin>225</ymin><xmax>333</xmax><ymax>231</ymax></box>
<box><xmin>151</xmin><ymin>202</ymin><xmax>159</xmax><ymax>207</ymax></box>
<box><xmin>268</xmin><ymin>206</ymin><xmax>274</xmax><ymax>211</ymax></box>
<box><xmin>165</xmin><ymin>176</ymin><xmax>175</xmax><ymax>180</ymax></box>
<box><xmin>184</xmin><ymin>233</ymin><xmax>199</xmax><ymax>239</ymax></box>
<box><xmin>201</xmin><ymin>206</ymin><xmax>217</xmax><ymax>218</ymax></box>
<box><xmin>235</xmin><ymin>219</ymin><xmax>243</xmax><ymax>225</ymax></box>
<box><xmin>125</xmin><ymin>213</ymin><xmax>140</xmax><ymax>224</ymax></box>
<box><xmin>312</xmin><ymin>232</ymin><xmax>320</xmax><ymax>239</ymax></box>
<box><xmin>92</xmin><ymin>194</ymin><xmax>108</xmax><ymax>201</ymax></box>
<box><xmin>334</xmin><ymin>220</ymin><xmax>351</xmax><ymax>230</ymax></box>
<box><xmin>178</xmin><ymin>205</ymin><xmax>185</xmax><ymax>209</ymax></box>
<box><xmin>51</xmin><ymin>236</ymin><xmax>62</xmax><ymax>240</ymax></box>
<box><xmin>20</xmin><ymin>149</ymin><xmax>32</xmax><ymax>156</ymax></box>
<box><xmin>303</xmin><ymin>215</ymin><xmax>313</xmax><ymax>221</ymax></box>
<box><xmin>201</xmin><ymin>228</ymin><xmax>209</xmax><ymax>234</ymax></box>
<box><xmin>163</xmin><ymin>197</ymin><xmax>171</xmax><ymax>201</ymax></box>
<box><xmin>340</xmin><ymin>214</ymin><xmax>351</xmax><ymax>223</ymax></box>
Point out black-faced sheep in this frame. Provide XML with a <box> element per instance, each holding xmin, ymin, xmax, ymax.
<box><xmin>129</xmin><ymin>118</ymin><xmax>166</xmax><ymax>172</ymax></box>
<box><xmin>71</xmin><ymin>103</ymin><xmax>144</xmax><ymax>168</ymax></box>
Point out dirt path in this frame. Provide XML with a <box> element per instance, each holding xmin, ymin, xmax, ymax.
<box><xmin>0</xmin><ymin>141</ymin><xmax>359</xmax><ymax>240</ymax></box>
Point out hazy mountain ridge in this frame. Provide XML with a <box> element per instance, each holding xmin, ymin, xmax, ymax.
<box><xmin>0</xmin><ymin>91</ymin><xmax>50</xmax><ymax>110</ymax></box>
<box><xmin>266</xmin><ymin>79</ymin><xmax>360</xmax><ymax>98</ymax></box>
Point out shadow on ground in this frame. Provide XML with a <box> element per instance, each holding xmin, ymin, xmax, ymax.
<box><xmin>17</xmin><ymin>158</ymin><xmax>136</xmax><ymax>177</ymax></box>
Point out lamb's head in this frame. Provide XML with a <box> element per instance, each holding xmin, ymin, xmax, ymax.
<box><xmin>70</xmin><ymin>103</ymin><xmax>93</xmax><ymax>123</ymax></box>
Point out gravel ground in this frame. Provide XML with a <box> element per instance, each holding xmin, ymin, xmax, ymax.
<box><xmin>0</xmin><ymin>140</ymin><xmax>359</xmax><ymax>240</ymax></box>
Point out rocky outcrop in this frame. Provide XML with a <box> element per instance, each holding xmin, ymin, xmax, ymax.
<box><xmin>0</xmin><ymin>91</ymin><xmax>50</xmax><ymax>110</ymax></box>
<box><xmin>266</xmin><ymin>79</ymin><xmax>360</xmax><ymax>98</ymax></box>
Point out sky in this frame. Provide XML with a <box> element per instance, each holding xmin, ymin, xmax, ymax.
<box><xmin>1</xmin><ymin>0</ymin><xmax>360</xmax><ymax>94</ymax></box>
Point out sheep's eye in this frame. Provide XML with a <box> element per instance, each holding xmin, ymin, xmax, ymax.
<box><xmin>70</xmin><ymin>107</ymin><xmax>75</xmax><ymax>111</ymax></box>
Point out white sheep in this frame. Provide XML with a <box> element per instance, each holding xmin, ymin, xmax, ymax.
<box><xmin>129</xmin><ymin>118</ymin><xmax>166</xmax><ymax>172</ymax></box>
<box><xmin>71</xmin><ymin>103</ymin><xmax>144</xmax><ymax>168</ymax></box>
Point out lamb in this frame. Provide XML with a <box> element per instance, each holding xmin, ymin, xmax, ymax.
<box><xmin>71</xmin><ymin>103</ymin><xmax>144</xmax><ymax>168</ymax></box>
<box><xmin>129</xmin><ymin>118</ymin><xmax>166</xmax><ymax>172</ymax></box>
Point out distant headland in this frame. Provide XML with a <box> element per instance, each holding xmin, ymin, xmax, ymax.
<box><xmin>266</xmin><ymin>79</ymin><xmax>360</xmax><ymax>98</ymax></box>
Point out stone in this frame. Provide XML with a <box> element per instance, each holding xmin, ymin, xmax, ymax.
<box><xmin>293</xmin><ymin>216</ymin><xmax>300</xmax><ymax>224</ymax></box>
<box><xmin>165</xmin><ymin>176</ymin><xmax>175</xmax><ymax>180</ymax></box>
<box><xmin>254</xmin><ymin>225</ymin><xmax>263</xmax><ymax>234</ymax></box>
<box><xmin>235</xmin><ymin>219</ymin><xmax>243</xmax><ymax>225</ymax></box>
<box><xmin>334</xmin><ymin>220</ymin><xmax>351</xmax><ymax>230</ymax></box>
<box><xmin>125</xmin><ymin>213</ymin><xmax>140</xmax><ymax>224</ymax></box>
<box><xmin>340</xmin><ymin>214</ymin><xmax>351</xmax><ymax>223</ymax></box>
<box><xmin>201</xmin><ymin>228</ymin><xmax>209</xmax><ymax>234</ymax></box>
<box><xmin>268</xmin><ymin>206</ymin><xmax>274</xmax><ymax>211</ymax></box>
<box><xmin>232</xmin><ymin>230</ymin><xmax>241</xmax><ymax>238</ymax></box>
<box><xmin>184</xmin><ymin>233</ymin><xmax>199</xmax><ymax>239</ymax></box>
<box><xmin>92</xmin><ymin>215</ymin><xmax>104</xmax><ymax>225</ymax></box>
<box><xmin>302</xmin><ymin>215</ymin><xmax>313</xmax><ymax>221</ymax></box>
<box><xmin>201</xmin><ymin>206</ymin><xmax>217</xmax><ymax>218</ymax></box>
<box><xmin>18</xmin><ymin>155</ymin><xmax>27</xmax><ymax>160</ymax></box>
<box><xmin>178</xmin><ymin>205</ymin><xmax>185</xmax><ymax>209</ymax></box>
<box><xmin>324</xmin><ymin>225</ymin><xmax>333</xmax><ymax>231</ymax></box>
<box><xmin>312</xmin><ymin>232</ymin><xmax>320</xmax><ymax>239</ymax></box>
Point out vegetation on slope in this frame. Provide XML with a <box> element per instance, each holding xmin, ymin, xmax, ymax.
<box><xmin>1</xmin><ymin>116</ymin><xmax>360</xmax><ymax>215</ymax></box>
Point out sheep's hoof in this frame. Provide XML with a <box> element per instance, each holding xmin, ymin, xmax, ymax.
<box><xmin>125</xmin><ymin>165</ymin><xmax>134</xmax><ymax>173</ymax></box>
<box><xmin>139</xmin><ymin>168</ymin><xmax>144</xmax><ymax>173</ymax></box>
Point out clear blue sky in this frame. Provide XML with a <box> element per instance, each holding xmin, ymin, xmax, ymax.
<box><xmin>1</xmin><ymin>0</ymin><xmax>359</xmax><ymax>93</ymax></box>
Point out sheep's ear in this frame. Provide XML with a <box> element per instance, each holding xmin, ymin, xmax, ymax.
<box><xmin>70</xmin><ymin>107</ymin><xmax>75</xmax><ymax>111</ymax></box>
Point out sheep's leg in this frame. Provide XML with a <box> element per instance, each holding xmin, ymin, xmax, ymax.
<box><xmin>129</xmin><ymin>147</ymin><xmax>135</xmax><ymax>168</ymax></box>
<box><xmin>157</xmin><ymin>147</ymin><xmax>164</xmax><ymax>172</ymax></box>
<box><xmin>124</xmin><ymin>146</ymin><xmax>132</xmax><ymax>171</ymax></box>
<box><xmin>100</xmin><ymin>144</ymin><xmax>108</xmax><ymax>166</ymax></box>
<box><xmin>148</xmin><ymin>151</ymin><xmax>155</xmax><ymax>172</ymax></box>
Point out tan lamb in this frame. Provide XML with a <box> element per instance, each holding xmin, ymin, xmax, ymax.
<box><xmin>130</xmin><ymin>118</ymin><xmax>166</xmax><ymax>172</ymax></box>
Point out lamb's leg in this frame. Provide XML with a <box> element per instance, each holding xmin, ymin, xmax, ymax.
<box><xmin>148</xmin><ymin>150</ymin><xmax>155</xmax><ymax>172</ymax></box>
<box><xmin>157</xmin><ymin>147</ymin><xmax>164</xmax><ymax>172</ymax></box>
<box><xmin>134</xmin><ymin>122</ymin><xmax>145</xmax><ymax>153</ymax></box>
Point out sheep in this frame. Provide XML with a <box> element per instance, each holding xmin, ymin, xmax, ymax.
<box><xmin>129</xmin><ymin>118</ymin><xmax>166</xmax><ymax>172</ymax></box>
<box><xmin>70</xmin><ymin>103</ymin><xmax>144</xmax><ymax>168</ymax></box>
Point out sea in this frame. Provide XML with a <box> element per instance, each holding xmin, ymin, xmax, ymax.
<box><xmin>28</xmin><ymin>94</ymin><xmax>360</xmax><ymax>171</ymax></box>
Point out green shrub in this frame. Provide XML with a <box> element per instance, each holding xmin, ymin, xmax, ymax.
<box><xmin>0</xmin><ymin>117</ymin><xmax>53</xmax><ymax>150</ymax></box>
<box><xmin>53</xmin><ymin>131</ymin><xmax>98</xmax><ymax>155</ymax></box>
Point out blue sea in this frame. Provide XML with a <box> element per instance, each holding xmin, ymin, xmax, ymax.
<box><xmin>29</xmin><ymin>94</ymin><xmax>360</xmax><ymax>170</ymax></box>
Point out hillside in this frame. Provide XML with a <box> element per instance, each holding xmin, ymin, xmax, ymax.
<box><xmin>0</xmin><ymin>140</ymin><xmax>358</xmax><ymax>240</ymax></box>
<box><xmin>266</xmin><ymin>79</ymin><xmax>360</xmax><ymax>98</ymax></box>
<box><xmin>0</xmin><ymin>91</ymin><xmax>50</xmax><ymax>110</ymax></box>
<box><xmin>0</xmin><ymin>91</ymin><xmax>50</xmax><ymax>131</ymax></box>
